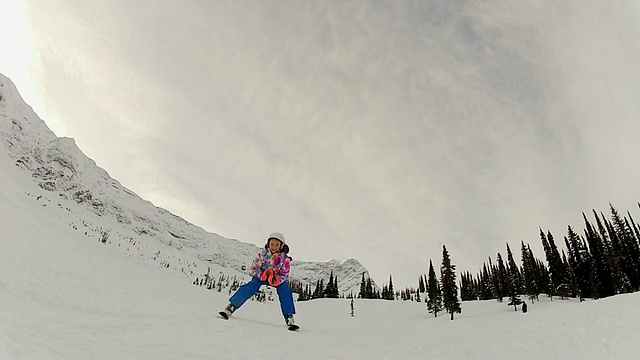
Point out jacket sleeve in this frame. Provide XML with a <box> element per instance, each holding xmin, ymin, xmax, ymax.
<box><xmin>250</xmin><ymin>251</ymin><xmax>265</xmax><ymax>278</ymax></box>
<box><xmin>275</xmin><ymin>256</ymin><xmax>291</xmax><ymax>282</ymax></box>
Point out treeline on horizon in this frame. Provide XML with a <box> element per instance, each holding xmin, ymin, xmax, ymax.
<box><xmin>291</xmin><ymin>203</ymin><xmax>640</xmax><ymax>319</ymax></box>
<box><xmin>458</xmin><ymin>203</ymin><xmax>640</xmax><ymax>304</ymax></box>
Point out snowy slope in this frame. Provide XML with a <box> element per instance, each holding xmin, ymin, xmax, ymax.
<box><xmin>1</xmin><ymin>144</ymin><xmax>640</xmax><ymax>359</ymax></box>
<box><xmin>0</xmin><ymin>73</ymin><xmax>376</xmax><ymax>295</ymax></box>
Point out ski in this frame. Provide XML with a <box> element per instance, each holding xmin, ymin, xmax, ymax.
<box><xmin>288</xmin><ymin>324</ymin><xmax>299</xmax><ymax>331</ymax></box>
<box><xmin>218</xmin><ymin>311</ymin><xmax>229</xmax><ymax>320</ymax></box>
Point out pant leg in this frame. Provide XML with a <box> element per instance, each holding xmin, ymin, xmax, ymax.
<box><xmin>276</xmin><ymin>282</ymin><xmax>296</xmax><ymax>316</ymax></box>
<box><xmin>229</xmin><ymin>277</ymin><xmax>264</xmax><ymax>308</ymax></box>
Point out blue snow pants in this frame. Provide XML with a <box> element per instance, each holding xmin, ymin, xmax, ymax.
<box><xmin>229</xmin><ymin>277</ymin><xmax>296</xmax><ymax>316</ymax></box>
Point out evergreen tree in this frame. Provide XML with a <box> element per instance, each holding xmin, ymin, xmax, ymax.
<box><xmin>506</xmin><ymin>243</ymin><xmax>523</xmax><ymax>295</ymax></box>
<box><xmin>440</xmin><ymin>246</ymin><xmax>462</xmax><ymax>320</ymax></box>
<box><xmin>562</xmin><ymin>251</ymin><xmax>578</xmax><ymax>298</ymax></box>
<box><xmin>323</xmin><ymin>271</ymin><xmax>339</xmax><ymax>298</ymax></box>
<box><xmin>460</xmin><ymin>272</ymin><xmax>469</xmax><ymax>301</ymax></box>
<box><xmin>366</xmin><ymin>277</ymin><xmax>374</xmax><ymax>299</ymax></box>
<box><xmin>503</xmin><ymin>244</ymin><xmax>522</xmax><ymax>310</ymax></box>
<box><xmin>313</xmin><ymin>279</ymin><xmax>325</xmax><ymax>299</ymax></box>
<box><xmin>610</xmin><ymin>205</ymin><xmax>640</xmax><ymax>290</ymax></box>
<box><xmin>460</xmin><ymin>271</ymin><xmax>476</xmax><ymax>301</ymax></box>
<box><xmin>627</xmin><ymin>210</ymin><xmax>640</xmax><ymax>246</ymax></box>
<box><xmin>564</xmin><ymin>226</ymin><xmax>592</xmax><ymax>300</ymax></box>
<box><xmin>593</xmin><ymin>210</ymin><xmax>629</xmax><ymax>294</ymax></box>
<box><xmin>479</xmin><ymin>263</ymin><xmax>494</xmax><ymax>300</ymax></box>
<box><xmin>583</xmin><ymin>213</ymin><xmax>615</xmax><ymax>298</ymax></box>
<box><xmin>350</xmin><ymin>298</ymin><xmax>354</xmax><ymax>317</ymax></box>
<box><xmin>536</xmin><ymin>258</ymin><xmax>551</xmax><ymax>296</ymax></box>
<box><xmin>418</xmin><ymin>275</ymin><xmax>426</xmax><ymax>293</ymax></box>
<box><xmin>426</xmin><ymin>260</ymin><xmax>443</xmax><ymax>317</ymax></box>
<box><xmin>423</xmin><ymin>275</ymin><xmax>429</xmax><ymax>294</ymax></box>
<box><xmin>381</xmin><ymin>275</ymin><xmax>395</xmax><ymax>300</ymax></box>
<box><xmin>494</xmin><ymin>253</ymin><xmax>508</xmax><ymax>302</ymax></box>
<box><xmin>603</xmin><ymin>215</ymin><xmax>633</xmax><ymax>293</ymax></box>
<box><xmin>324</xmin><ymin>272</ymin><xmax>333</xmax><ymax>298</ymax></box>
<box><xmin>359</xmin><ymin>273</ymin><xmax>366</xmax><ymax>299</ymax></box>
<box><xmin>540</xmin><ymin>229</ymin><xmax>569</xmax><ymax>298</ymax></box>
<box><xmin>520</xmin><ymin>241</ymin><xmax>539</xmax><ymax>302</ymax></box>
<box><xmin>296</xmin><ymin>284</ymin><xmax>310</xmax><ymax>301</ymax></box>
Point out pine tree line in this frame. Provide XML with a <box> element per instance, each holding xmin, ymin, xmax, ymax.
<box><xmin>351</xmin><ymin>246</ymin><xmax>463</xmax><ymax>319</ymax></box>
<box><xmin>193</xmin><ymin>267</ymin><xmax>240</xmax><ymax>292</ymax></box>
<box><xmin>295</xmin><ymin>271</ymin><xmax>341</xmax><ymax>301</ymax></box>
<box><xmin>193</xmin><ymin>268</ymin><xmax>275</xmax><ymax>302</ymax></box>
<box><xmin>459</xmin><ymin>204</ymin><xmax>640</xmax><ymax>305</ymax></box>
<box><xmin>191</xmin><ymin>204</ymin><xmax>640</xmax><ymax>315</ymax></box>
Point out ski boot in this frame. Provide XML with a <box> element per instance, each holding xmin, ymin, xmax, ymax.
<box><xmin>218</xmin><ymin>304</ymin><xmax>236</xmax><ymax>320</ymax></box>
<box><xmin>285</xmin><ymin>315</ymin><xmax>299</xmax><ymax>331</ymax></box>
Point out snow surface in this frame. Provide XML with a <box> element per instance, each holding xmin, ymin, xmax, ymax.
<box><xmin>2</xmin><ymin>117</ymin><xmax>640</xmax><ymax>359</ymax></box>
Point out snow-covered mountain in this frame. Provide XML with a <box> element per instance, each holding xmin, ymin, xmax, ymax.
<box><xmin>0</xmin><ymin>73</ymin><xmax>376</xmax><ymax>295</ymax></box>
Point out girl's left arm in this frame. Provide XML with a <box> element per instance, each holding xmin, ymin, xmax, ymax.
<box><xmin>276</xmin><ymin>256</ymin><xmax>291</xmax><ymax>282</ymax></box>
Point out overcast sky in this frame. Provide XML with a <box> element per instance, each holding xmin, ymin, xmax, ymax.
<box><xmin>1</xmin><ymin>0</ymin><xmax>639</xmax><ymax>287</ymax></box>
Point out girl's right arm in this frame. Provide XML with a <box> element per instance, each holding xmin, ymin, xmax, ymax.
<box><xmin>249</xmin><ymin>250</ymin><xmax>265</xmax><ymax>277</ymax></box>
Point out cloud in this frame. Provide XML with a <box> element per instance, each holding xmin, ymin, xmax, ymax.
<box><xmin>14</xmin><ymin>0</ymin><xmax>640</xmax><ymax>286</ymax></box>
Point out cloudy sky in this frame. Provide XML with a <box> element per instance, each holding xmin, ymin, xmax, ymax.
<box><xmin>1</xmin><ymin>0</ymin><xmax>639</xmax><ymax>287</ymax></box>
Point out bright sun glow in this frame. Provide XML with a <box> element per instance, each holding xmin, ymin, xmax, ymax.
<box><xmin>0</xmin><ymin>0</ymin><xmax>49</xmax><ymax>121</ymax></box>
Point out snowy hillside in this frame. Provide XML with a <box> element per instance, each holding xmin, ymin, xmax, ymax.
<box><xmin>0</xmin><ymin>73</ymin><xmax>376</xmax><ymax>295</ymax></box>
<box><xmin>1</xmin><ymin>144</ymin><xmax>639</xmax><ymax>359</ymax></box>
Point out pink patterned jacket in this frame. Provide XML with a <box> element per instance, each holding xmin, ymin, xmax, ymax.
<box><xmin>250</xmin><ymin>249</ymin><xmax>291</xmax><ymax>284</ymax></box>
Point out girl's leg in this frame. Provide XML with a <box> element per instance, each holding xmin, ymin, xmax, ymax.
<box><xmin>276</xmin><ymin>282</ymin><xmax>296</xmax><ymax>316</ymax></box>
<box><xmin>229</xmin><ymin>277</ymin><xmax>264</xmax><ymax>308</ymax></box>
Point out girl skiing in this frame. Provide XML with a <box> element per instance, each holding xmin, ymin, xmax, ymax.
<box><xmin>220</xmin><ymin>232</ymin><xmax>297</xmax><ymax>328</ymax></box>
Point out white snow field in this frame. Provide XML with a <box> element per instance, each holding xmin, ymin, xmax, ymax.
<box><xmin>2</xmin><ymin>147</ymin><xmax>640</xmax><ymax>360</ymax></box>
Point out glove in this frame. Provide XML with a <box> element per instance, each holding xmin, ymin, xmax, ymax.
<box><xmin>260</xmin><ymin>268</ymin><xmax>282</xmax><ymax>287</ymax></box>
